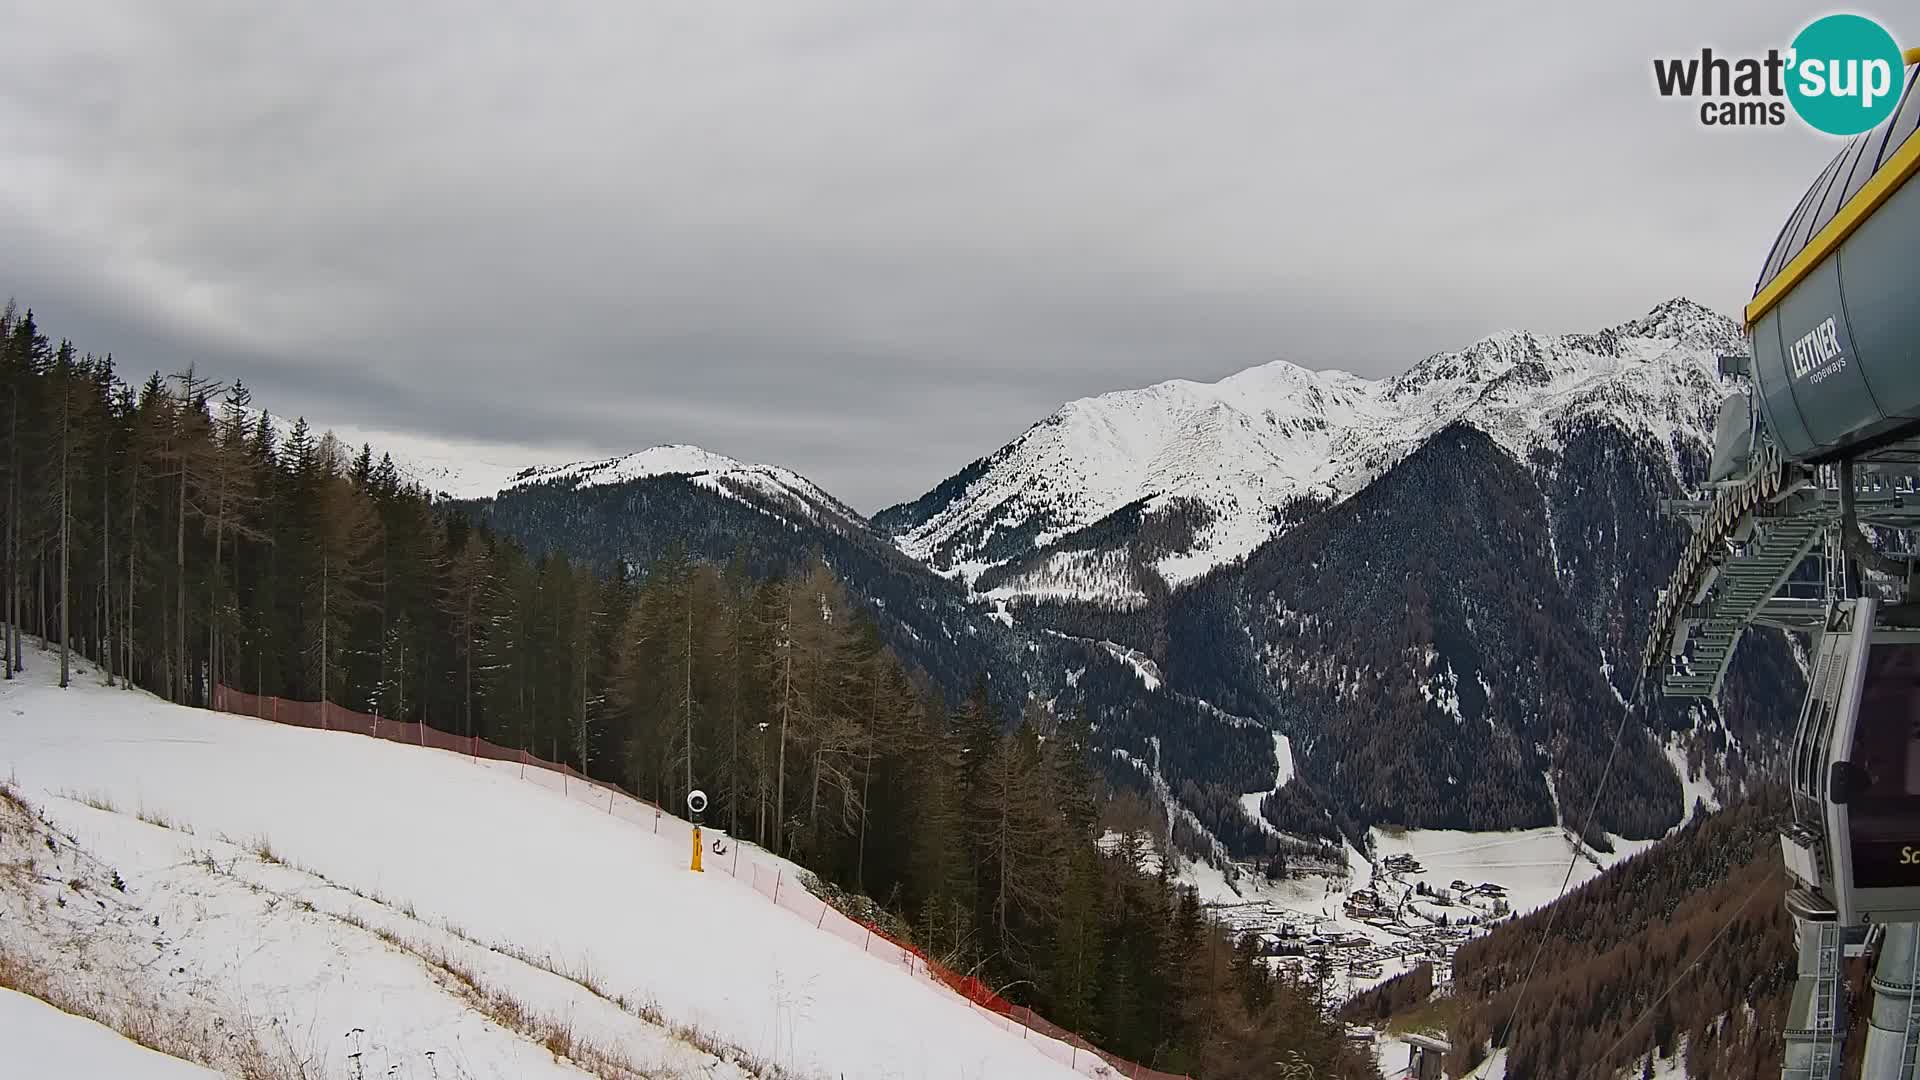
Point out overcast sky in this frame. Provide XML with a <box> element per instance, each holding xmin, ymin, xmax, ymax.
<box><xmin>0</xmin><ymin>1</ymin><xmax>1891</xmax><ymax>509</ymax></box>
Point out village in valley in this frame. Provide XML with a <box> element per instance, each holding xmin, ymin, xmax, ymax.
<box><xmin>1201</xmin><ymin>847</ymin><xmax>1511</xmax><ymax>997</ymax></box>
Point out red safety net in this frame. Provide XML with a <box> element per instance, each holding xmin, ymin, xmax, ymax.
<box><xmin>211</xmin><ymin>686</ymin><xmax>1191</xmax><ymax>1080</ymax></box>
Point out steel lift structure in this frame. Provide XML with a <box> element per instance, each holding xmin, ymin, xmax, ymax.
<box><xmin>1640</xmin><ymin>51</ymin><xmax>1920</xmax><ymax>1080</ymax></box>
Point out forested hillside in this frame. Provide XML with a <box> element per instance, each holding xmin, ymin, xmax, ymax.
<box><xmin>1153</xmin><ymin>422</ymin><xmax>1799</xmax><ymax>844</ymax></box>
<box><xmin>463</xmin><ymin>462</ymin><xmax>1043</xmax><ymax>720</ymax></box>
<box><xmin>1443</xmin><ymin>792</ymin><xmax>1795</xmax><ymax>1079</ymax></box>
<box><xmin>0</xmin><ymin>301</ymin><xmax>1376</xmax><ymax>1080</ymax></box>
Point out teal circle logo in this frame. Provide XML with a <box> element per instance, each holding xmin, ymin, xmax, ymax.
<box><xmin>1786</xmin><ymin>14</ymin><xmax>1905</xmax><ymax>135</ymax></box>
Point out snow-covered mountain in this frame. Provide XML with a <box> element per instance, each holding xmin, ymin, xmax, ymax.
<box><xmin>427</xmin><ymin>297</ymin><xmax>1787</xmax><ymax>852</ymax></box>
<box><xmin>460</xmin><ymin>442</ymin><xmax>1046</xmax><ymax>721</ymax></box>
<box><xmin>877</xmin><ymin>298</ymin><xmax>1741</xmax><ymax>604</ymax></box>
<box><xmin>497</xmin><ymin>443</ymin><xmax>869</xmax><ymax>535</ymax></box>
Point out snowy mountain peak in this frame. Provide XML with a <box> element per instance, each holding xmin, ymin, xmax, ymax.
<box><xmin>499</xmin><ymin>443</ymin><xmax>865</xmax><ymax>532</ymax></box>
<box><xmin>506</xmin><ymin>444</ymin><xmax>757</xmax><ymax>489</ymax></box>
<box><xmin>1613</xmin><ymin>296</ymin><xmax>1743</xmax><ymax>353</ymax></box>
<box><xmin>882</xmin><ymin>299</ymin><xmax>1738</xmax><ymax>602</ymax></box>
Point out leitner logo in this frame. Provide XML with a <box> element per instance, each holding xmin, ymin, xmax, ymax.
<box><xmin>1654</xmin><ymin>14</ymin><xmax>1905</xmax><ymax>135</ymax></box>
<box><xmin>1790</xmin><ymin>316</ymin><xmax>1847</xmax><ymax>383</ymax></box>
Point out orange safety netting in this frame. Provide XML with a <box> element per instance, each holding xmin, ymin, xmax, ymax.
<box><xmin>210</xmin><ymin>686</ymin><xmax>1191</xmax><ymax>1080</ymax></box>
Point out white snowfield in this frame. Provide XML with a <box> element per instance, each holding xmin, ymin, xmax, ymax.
<box><xmin>0</xmin><ymin>987</ymin><xmax>222</xmax><ymax>1079</ymax></box>
<box><xmin>0</xmin><ymin>654</ymin><xmax>1093</xmax><ymax>1080</ymax></box>
<box><xmin>1367</xmin><ymin>825</ymin><xmax>1658</xmax><ymax>918</ymax></box>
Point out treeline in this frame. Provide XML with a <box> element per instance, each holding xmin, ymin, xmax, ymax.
<box><xmin>0</xmin><ymin>303</ymin><xmax>1375</xmax><ymax>1079</ymax></box>
<box><xmin>1444</xmin><ymin>791</ymin><xmax>1794</xmax><ymax>1079</ymax></box>
<box><xmin>472</xmin><ymin>466</ymin><xmax>1044</xmax><ymax>723</ymax></box>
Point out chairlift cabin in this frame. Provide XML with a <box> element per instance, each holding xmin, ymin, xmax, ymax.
<box><xmin>1785</xmin><ymin>598</ymin><xmax>1920</xmax><ymax>926</ymax></box>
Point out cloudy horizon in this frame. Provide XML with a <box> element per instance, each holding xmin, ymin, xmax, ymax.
<box><xmin>1</xmin><ymin>1</ymin><xmax>1888</xmax><ymax>510</ymax></box>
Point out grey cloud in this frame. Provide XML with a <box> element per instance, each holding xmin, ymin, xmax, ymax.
<box><xmin>0</xmin><ymin>0</ymin><xmax>1878</xmax><ymax>510</ymax></box>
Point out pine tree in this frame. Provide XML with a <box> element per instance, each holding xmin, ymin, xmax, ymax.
<box><xmin>204</xmin><ymin>382</ymin><xmax>266</xmax><ymax>698</ymax></box>
<box><xmin>970</xmin><ymin>720</ymin><xmax>1064</xmax><ymax>967</ymax></box>
<box><xmin>441</xmin><ymin>533</ymin><xmax>493</xmax><ymax>737</ymax></box>
<box><xmin>306</xmin><ymin>436</ymin><xmax>381</xmax><ymax>715</ymax></box>
<box><xmin>48</xmin><ymin>340</ymin><xmax>92</xmax><ymax>687</ymax></box>
<box><xmin>1050</xmin><ymin>844</ymin><xmax>1105</xmax><ymax>1032</ymax></box>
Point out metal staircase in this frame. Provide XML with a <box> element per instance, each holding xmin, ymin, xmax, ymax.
<box><xmin>1645</xmin><ymin>460</ymin><xmax>1920</xmax><ymax>699</ymax></box>
<box><xmin>1811</xmin><ymin>920</ymin><xmax>1845</xmax><ymax>1080</ymax></box>
<box><xmin>1661</xmin><ymin>494</ymin><xmax>1827</xmax><ymax>696</ymax></box>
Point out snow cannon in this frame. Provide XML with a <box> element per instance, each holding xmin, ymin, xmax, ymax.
<box><xmin>1744</xmin><ymin>53</ymin><xmax>1920</xmax><ymax>464</ymax></box>
<box><xmin>687</xmin><ymin>789</ymin><xmax>708</xmax><ymax>873</ymax></box>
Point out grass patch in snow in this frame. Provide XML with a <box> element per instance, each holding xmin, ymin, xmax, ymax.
<box><xmin>323</xmin><ymin>887</ymin><xmax>788</xmax><ymax>1078</ymax></box>
<box><xmin>249</xmin><ymin>833</ymin><xmax>283</xmax><ymax>865</ymax></box>
<box><xmin>0</xmin><ymin>775</ymin><xmax>30</xmax><ymax>816</ymax></box>
<box><xmin>0</xmin><ymin>797</ymin><xmax>313</xmax><ymax>1078</ymax></box>
<box><xmin>136</xmin><ymin>803</ymin><xmax>190</xmax><ymax>833</ymax></box>
<box><xmin>57</xmin><ymin>787</ymin><xmax>119</xmax><ymax>815</ymax></box>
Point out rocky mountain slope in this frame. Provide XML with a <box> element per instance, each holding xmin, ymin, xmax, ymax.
<box><xmin>876</xmin><ymin>298</ymin><xmax>1743</xmax><ymax>607</ymax></box>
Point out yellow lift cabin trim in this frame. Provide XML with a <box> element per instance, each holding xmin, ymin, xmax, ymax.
<box><xmin>1747</xmin><ymin>48</ymin><xmax>1920</xmax><ymax>329</ymax></box>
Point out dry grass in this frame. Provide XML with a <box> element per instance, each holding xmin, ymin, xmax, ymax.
<box><xmin>373</xmin><ymin>929</ymin><xmax>667</xmax><ymax>1079</ymax></box>
<box><xmin>0</xmin><ymin>800</ymin><xmax>313</xmax><ymax>1079</ymax></box>
<box><xmin>136</xmin><ymin>804</ymin><xmax>189</xmax><ymax>833</ymax></box>
<box><xmin>249</xmin><ymin>833</ymin><xmax>282</xmax><ymax>865</ymax></box>
<box><xmin>57</xmin><ymin>788</ymin><xmax>118</xmax><ymax>815</ymax></box>
<box><xmin>0</xmin><ymin>948</ymin><xmax>310</xmax><ymax>1079</ymax></box>
<box><xmin>0</xmin><ymin>776</ymin><xmax>31</xmax><ymax>816</ymax></box>
<box><xmin>558</xmin><ymin>953</ymin><xmax>611</xmax><ymax>1000</ymax></box>
<box><xmin>2</xmin><ymin>782</ymin><xmax>786</xmax><ymax>1079</ymax></box>
<box><xmin>331</xmin><ymin>906</ymin><xmax>794</xmax><ymax>1079</ymax></box>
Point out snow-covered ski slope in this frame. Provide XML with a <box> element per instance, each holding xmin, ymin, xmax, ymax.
<box><xmin>0</xmin><ymin>655</ymin><xmax>1091</xmax><ymax>1080</ymax></box>
<box><xmin>1</xmin><ymin>987</ymin><xmax>222</xmax><ymax>1079</ymax></box>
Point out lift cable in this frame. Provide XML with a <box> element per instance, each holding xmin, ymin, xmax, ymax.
<box><xmin>1572</xmin><ymin>867</ymin><xmax>1778</xmax><ymax>1080</ymax></box>
<box><xmin>1492</xmin><ymin>694</ymin><xmax>1636</xmax><ymax>1065</ymax></box>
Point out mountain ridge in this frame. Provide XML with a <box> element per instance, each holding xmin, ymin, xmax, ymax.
<box><xmin>449</xmin><ymin>296</ymin><xmax>1796</xmax><ymax>861</ymax></box>
<box><xmin>875</xmin><ymin>297</ymin><xmax>1741</xmax><ymax>605</ymax></box>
